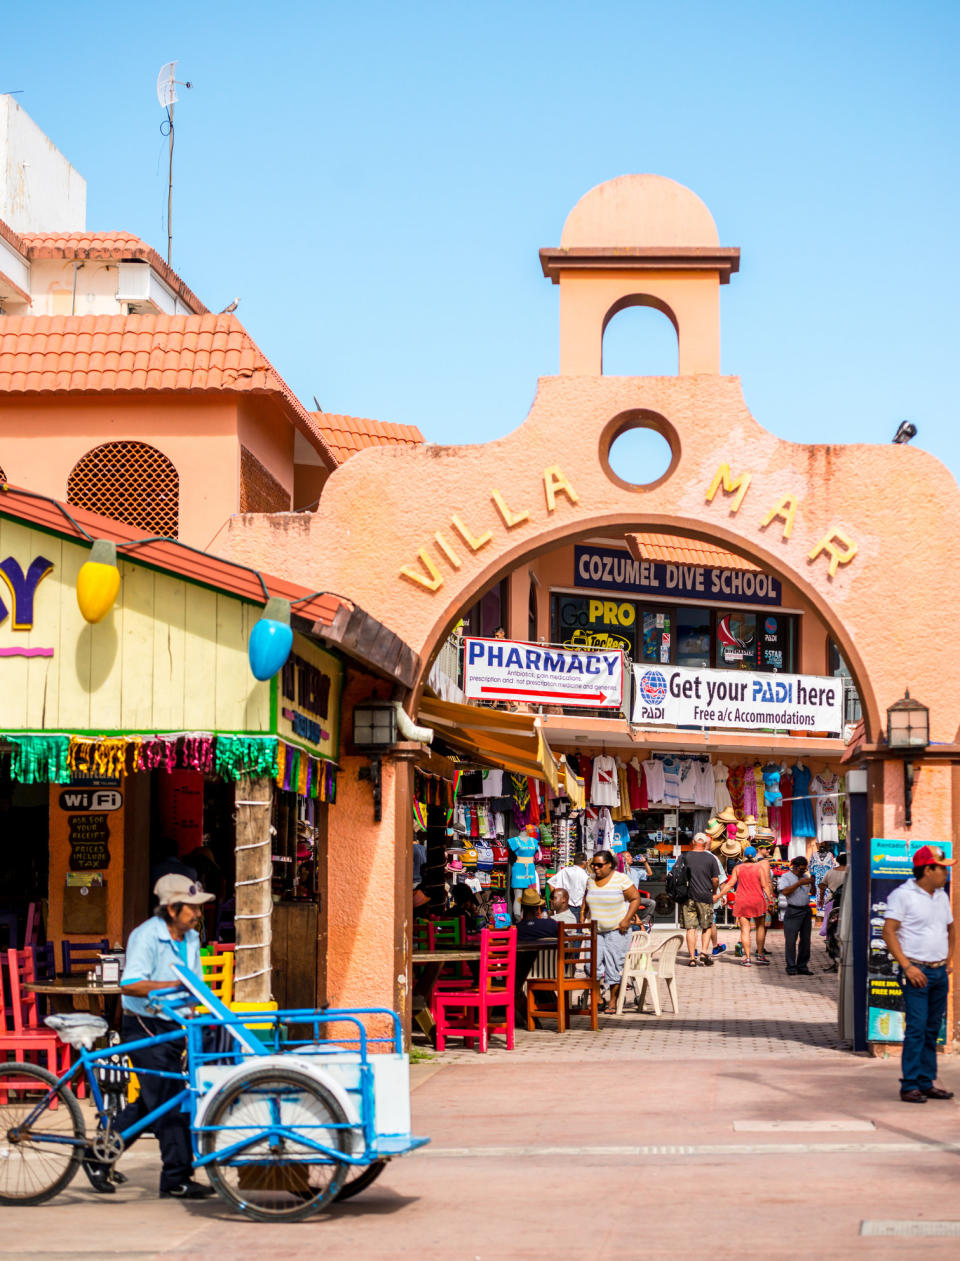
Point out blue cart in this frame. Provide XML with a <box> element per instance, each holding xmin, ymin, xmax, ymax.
<box><xmin>0</xmin><ymin>964</ymin><xmax>428</xmax><ymax>1221</ymax></box>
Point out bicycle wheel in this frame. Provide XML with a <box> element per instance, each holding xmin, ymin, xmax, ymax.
<box><xmin>334</xmin><ymin>1158</ymin><xmax>386</xmax><ymax>1202</ymax></box>
<box><xmin>0</xmin><ymin>1061</ymin><xmax>85</xmax><ymax>1205</ymax></box>
<box><xmin>201</xmin><ymin>1066</ymin><xmax>351</xmax><ymax>1222</ymax></box>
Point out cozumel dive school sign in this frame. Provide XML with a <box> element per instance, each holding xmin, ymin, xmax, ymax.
<box><xmin>575</xmin><ymin>545</ymin><xmax>782</xmax><ymax>607</ymax></box>
<box><xmin>464</xmin><ymin>637</ymin><xmax>624</xmax><ymax>709</ymax></box>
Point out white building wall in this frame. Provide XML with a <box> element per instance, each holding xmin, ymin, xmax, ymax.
<box><xmin>0</xmin><ymin>96</ymin><xmax>86</xmax><ymax>232</ymax></box>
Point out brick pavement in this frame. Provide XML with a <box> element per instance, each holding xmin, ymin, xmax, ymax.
<box><xmin>430</xmin><ymin>927</ymin><xmax>848</xmax><ymax>1062</ymax></box>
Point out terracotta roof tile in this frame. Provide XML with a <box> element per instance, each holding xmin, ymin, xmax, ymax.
<box><xmin>16</xmin><ymin>228</ymin><xmax>209</xmax><ymax>316</ymax></box>
<box><xmin>0</xmin><ymin>482</ymin><xmax>348</xmax><ymax>628</ymax></box>
<box><xmin>311</xmin><ymin>412</ymin><xmax>425</xmax><ymax>464</ymax></box>
<box><xmin>627</xmin><ymin>532</ymin><xmax>760</xmax><ymax>572</ymax></box>
<box><xmin>0</xmin><ymin>314</ymin><xmax>336</xmax><ymax>465</ymax></box>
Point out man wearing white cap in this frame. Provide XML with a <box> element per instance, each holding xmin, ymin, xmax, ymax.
<box><xmin>85</xmin><ymin>875</ymin><xmax>217</xmax><ymax>1198</ymax></box>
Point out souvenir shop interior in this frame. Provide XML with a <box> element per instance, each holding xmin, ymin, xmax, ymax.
<box><xmin>417</xmin><ymin>749</ymin><xmax>847</xmax><ymax>933</ymax></box>
<box><xmin>0</xmin><ymin>733</ymin><xmax>338</xmax><ymax>1008</ymax></box>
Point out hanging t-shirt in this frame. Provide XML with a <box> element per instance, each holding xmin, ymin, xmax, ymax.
<box><xmin>611</xmin><ymin>822</ymin><xmax>630</xmax><ymax>854</ymax></box>
<box><xmin>480</xmin><ymin>769</ymin><xmax>504</xmax><ymax>798</ymax></box>
<box><xmin>660</xmin><ymin>758</ymin><xmax>681</xmax><ymax>806</ymax></box>
<box><xmin>677</xmin><ymin>759</ymin><xmax>697</xmax><ymax>802</ymax></box>
<box><xmin>508</xmin><ymin>833</ymin><xmax>539</xmax><ymax>889</ymax></box>
<box><xmin>598</xmin><ymin>808</ymin><xmax>615</xmax><ymax>852</ymax></box>
<box><xmin>591</xmin><ymin>755</ymin><xmax>621</xmax><ymax>807</ymax></box>
<box><xmin>812</xmin><ymin>772</ymin><xmax>841</xmax><ymax>845</ymax></box>
<box><xmin>475</xmin><ymin>842</ymin><xmax>494</xmax><ymax>872</ymax></box>
<box><xmin>642</xmin><ymin>759</ymin><xmax>665</xmax><ymax>804</ymax></box>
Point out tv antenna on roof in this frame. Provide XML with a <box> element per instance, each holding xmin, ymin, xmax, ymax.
<box><xmin>156</xmin><ymin>61</ymin><xmax>192</xmax><ymax>266</ymax></box>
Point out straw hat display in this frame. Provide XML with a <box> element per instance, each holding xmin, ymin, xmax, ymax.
<box><xmin>719</xmin><ymin>837</ymin><xmax>742</xmax><ymax>859</ymax></box>
<box><xmin>717</xmin><ymin>806</ymin><xmax>738</xmax><ymax>825</ymax></box>
<box><xmin>735</xmin><ymin>821</ymin><xmax>750</xmax><ymax>844</ymax></box>
<box><xmin>705</xmin><ymin>817</ymin><xmax>726</xmax><ymax>840</ymax></box>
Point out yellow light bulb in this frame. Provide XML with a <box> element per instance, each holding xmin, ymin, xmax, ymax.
<box><xmin>77</xmin><ymin>540</ymin><xmax>121</xmax><ymax>624</ymax></box>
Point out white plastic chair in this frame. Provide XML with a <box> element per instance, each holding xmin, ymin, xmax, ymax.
<box><xmin>628</xmin><ymin>932</ymin><xmax>683</xmax><ymax>1016</ymax></box>
<box><xmin>615</xmin><ymin>931</ymin><xmax>651</xmax><ymax>1014</ymax></box>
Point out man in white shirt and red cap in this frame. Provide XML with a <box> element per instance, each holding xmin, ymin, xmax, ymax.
<box><xmin>882</xmin><ymin>845</ymin><xmax>955</xmax><ymax>1103</ymax></box>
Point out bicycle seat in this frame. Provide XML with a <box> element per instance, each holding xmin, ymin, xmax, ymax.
<box><xmin>44</xmin><ymin>1013</ymin><xmax>108</xmax><ymax>1048</ymax></box>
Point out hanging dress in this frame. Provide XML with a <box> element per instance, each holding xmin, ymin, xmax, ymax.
<box><xmin>727</xmin><ymin>764</ymin><xmax>747</xmax><ymax>815</ymax></box>
<box><xmin>777</xmin><ymin>771</ymin><xmax>793</xmax><ymax>851</ymax></box>
<box><xmin>791</xmin><ymin>764</ymin><xmax>816</xmax><ymax>839</ymax></box>
<box><xmin>713</xmin><ymin>761</ymin><xmax>733</xmax><ymax>812</ymax></box>
<box><xmin>753</xmin><ymin>763</ymin><xmax>768</xmax><ymax>827</ymax></box>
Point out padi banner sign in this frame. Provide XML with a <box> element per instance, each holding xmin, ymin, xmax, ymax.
<box><xmin>574</xmin><ymin>545</ymin><xmax>782</xmax><ymax>607</ymax></box>
<box><xmin>632</xmin><ymin>664</ymin><xmax>843</xmax><ymax>732</ymax></box>
<box><xmin>464</xmin><ymin>637</ymin><xmax>624</xmax><ymax>709</ymax></box>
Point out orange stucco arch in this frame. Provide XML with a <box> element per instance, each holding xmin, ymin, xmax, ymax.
<box><xmin>226</xmin><ymin>372</ymin><xmax>960</xmax><ymax>747</ymax></box>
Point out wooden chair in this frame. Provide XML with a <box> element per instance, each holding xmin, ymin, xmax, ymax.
<box><xmin>201</xmin><ymin>950</ymin><xmax>234</xmax><ymax>1005</ymax></box>
<box><xmin>60</xmin><ymin>938</ymin><xmax>109</xmax><ymax>977</ymax></box>
<box><xmin>526</xmin><ymin>922</ymin><xmax>600</xmax><ymax>1032</ymax></box>
<box><xmin>435</xmin><ymin>928</ymin><xmax>516</xmax><ymax>1053</ymax></box>
<box><xmin>412</xmin><ymin>920</ymin><xmax>431</xmax><ymax>951</ymax></box>
<box><xmin>626</xmin><ymin>932</ymin><xmax>682</xmax><ymax>1016</ymax></box>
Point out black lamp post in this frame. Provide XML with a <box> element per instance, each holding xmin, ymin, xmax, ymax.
<box><xmin>886</xmin><ymin>689</ymin><xmax>929</xmax><ymax>828</ymax></box>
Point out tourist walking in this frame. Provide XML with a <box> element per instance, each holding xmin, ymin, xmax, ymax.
<box><xmin>777</xmin><ymin>856</ymin><xmax>814</xmax><ymax>975</ymax></box>
<box><xmin>717</xmin><ymin>846</ymin><xmax>772</xmax><ymax>966</ymax></box>
<box><xmin>881</xmin><ymin>845</ymin><xmax>956</xmax><ymax>1103</ymax></box>
<box><xmin>680</xmin><ymin>833</ymin><xmax>720</xmax><ymax>967</ymax></box>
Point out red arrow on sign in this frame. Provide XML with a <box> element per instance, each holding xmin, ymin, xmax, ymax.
<box><xmin>480</xmin><ymin>686</ymin><xmax>610</xmax><ymax>702</ymax></box>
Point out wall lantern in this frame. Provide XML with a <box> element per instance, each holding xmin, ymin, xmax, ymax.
<box><xmin>76</xmin><ymin>540</ymin><xmax>121</xmax><ymax>623</ymax></box>
<box><xmin>352</xmin><ymin>702</ymin><xmax>399</xmax><ymax>750</ymax></box>
<box><xmin>248</xmin><ymin>597</ymin><xmax>293</xmax><ymax>681</ymax></box>
<box><xmin>886</xmin><ymin>689</ymin><xmax>929</xmax><ymax>828</ymax></box>
<box><xmin>352</xmin><ymin>703</ymin><xmax>401</xmax><ymax>823</ymax></box>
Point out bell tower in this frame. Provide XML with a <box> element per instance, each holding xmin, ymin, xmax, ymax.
<box><xmin>540</xmin><ymin>174</ymin><xmax>740</xmax><ymax>376</ymax></box>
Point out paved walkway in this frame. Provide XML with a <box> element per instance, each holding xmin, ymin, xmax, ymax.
<box><xmin>431</xmin><ymin>927</ymin><xmax>848</xmax><ymax>1061</ymax></box>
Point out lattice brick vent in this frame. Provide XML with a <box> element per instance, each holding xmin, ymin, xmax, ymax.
<box><xmin>239</xmin><ymin>446</ymin><xmax>291</xmax><ymax>514</ymax></box>
<box><xmin>67</xmin><ymin>441</ymin><xmax>179</xmax><ymax>537</ymax></box>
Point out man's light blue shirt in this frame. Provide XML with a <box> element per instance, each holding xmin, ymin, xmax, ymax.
<box><xmin>121</xmin><ymin>916</ymin><xmax>202</xmax><ymax>1019</ymax></box>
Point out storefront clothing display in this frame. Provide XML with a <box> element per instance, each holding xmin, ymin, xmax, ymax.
<box><xmin>790</xmin><ymin>763</ymin><xmax>817</xmax><ymax>838</ymax></box>
<box><xmin>612</xmin><ymin>762</ymin><xmax>632</xmax><ymax>821</ymax></box>
<box><xmin>480</xmin><ymin>769</ymin><xmax>504</xmax><ymax>797</ymax></box>
<box><xmin>590</xmin><ymin>755</ymin><xmax>620</xmax><ymax>807</ymax></box>
<box><xmin>812</xmin><ymin>771</ymin><xmax>841</xmax><ymax>845</ymax></box>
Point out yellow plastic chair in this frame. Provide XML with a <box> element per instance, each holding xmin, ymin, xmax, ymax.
<box><xmin>201</xmin><ymin>950</ymin><xmax>234</xmax><ymax>1005</ymax></box>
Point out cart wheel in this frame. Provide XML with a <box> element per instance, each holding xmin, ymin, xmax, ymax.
<box><xmin>0</xmin><ymin>1061</ymin><xmax>85</xmax><ymax>1206</ymax></box>
<box><xmin>334</xmin><ymin>1158</ymin><xmax>387</xmax><ymax>1202</ymax></box>
<box><xmin>201</xmin><ymin>1066</ymin><xmax>349</xmax><ymax>1222</ymax></box>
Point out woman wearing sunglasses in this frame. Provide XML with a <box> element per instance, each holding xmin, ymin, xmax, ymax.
<box><xmin>584</xmin><ymin>850</ymin><xmax>643</xmax><ymax>1011</ymax></box>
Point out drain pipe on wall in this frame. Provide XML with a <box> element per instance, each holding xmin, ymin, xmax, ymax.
<box><xmin>394</xmin><ymin>702</ymin><xmax>433</xmax><ymax>746</ymax></box>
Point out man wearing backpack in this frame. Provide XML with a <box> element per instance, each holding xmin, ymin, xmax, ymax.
<box><xmin>677</xmin><ymin>833</ymin><xmax>720</xmax><ymax>967</ymax></box>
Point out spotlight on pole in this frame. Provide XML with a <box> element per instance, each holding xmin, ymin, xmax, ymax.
<box><xmin>892</xmin><ymin>421</ymin><xmax>917</xmax><ymax>445</ymax></box>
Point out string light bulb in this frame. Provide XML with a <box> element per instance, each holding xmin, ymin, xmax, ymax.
<box><xmin>248</xmin><ymin>596</ymin><xmax>293</xmax><ymax>680</ymax></box>
<box><xmin>76</xmin><ymin>540</ymin><xmax>121</xmax><ymax>623</ymax></box>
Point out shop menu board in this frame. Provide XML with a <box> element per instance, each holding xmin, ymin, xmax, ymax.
<box><xmin>631</xmin><ymin>663</ymin><xmax>843</xmax><ymax>733</ymax></box>
<box><xmin>867</xmin><ymin>838</ymin><xmax>953</xmax><ymax>1043</ymax></box>
<box><xmin>464</xmin><ymin>636</ymin><xmax>624</xmax><ymax>709</ymax></box>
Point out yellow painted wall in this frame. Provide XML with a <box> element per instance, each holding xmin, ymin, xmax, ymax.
<box><xmin>0</xmin><ymin>517</ymin><xmax>271</xmax><ymax>734</ymax></box>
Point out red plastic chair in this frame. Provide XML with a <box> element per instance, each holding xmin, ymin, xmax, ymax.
<box><xmin>1</xmin><ymin>949</ymin><xmax>72</xmax><ymax>1081</ymax></box>
<box><xmin>434</xmin><ymin>927</ymin><xmax>516</xmax><ymax>1053</ymax></box>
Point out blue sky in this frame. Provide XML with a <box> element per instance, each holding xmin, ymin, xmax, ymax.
<box><xmin>6</xmin><ymin>2</ymin><xmax>959</xmax><ymax>477</ymax></box>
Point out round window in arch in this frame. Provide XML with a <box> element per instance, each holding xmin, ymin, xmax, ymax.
<box><xmin>67</xmin><ymin>441</ymin><xmax>179</xmax><ymax>537</ymax></box>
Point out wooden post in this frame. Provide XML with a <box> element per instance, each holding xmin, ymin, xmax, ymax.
<box><xmin>234</xmin><ymin>774</ymin><xmax>273</xmax><ymax>1003</ymax></box>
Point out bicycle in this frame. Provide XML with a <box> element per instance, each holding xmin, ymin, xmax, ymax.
<box><xmin>0</xmin><ymin>964</ymin><xmax>427</xmax><ymax>1221</ymax></box>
